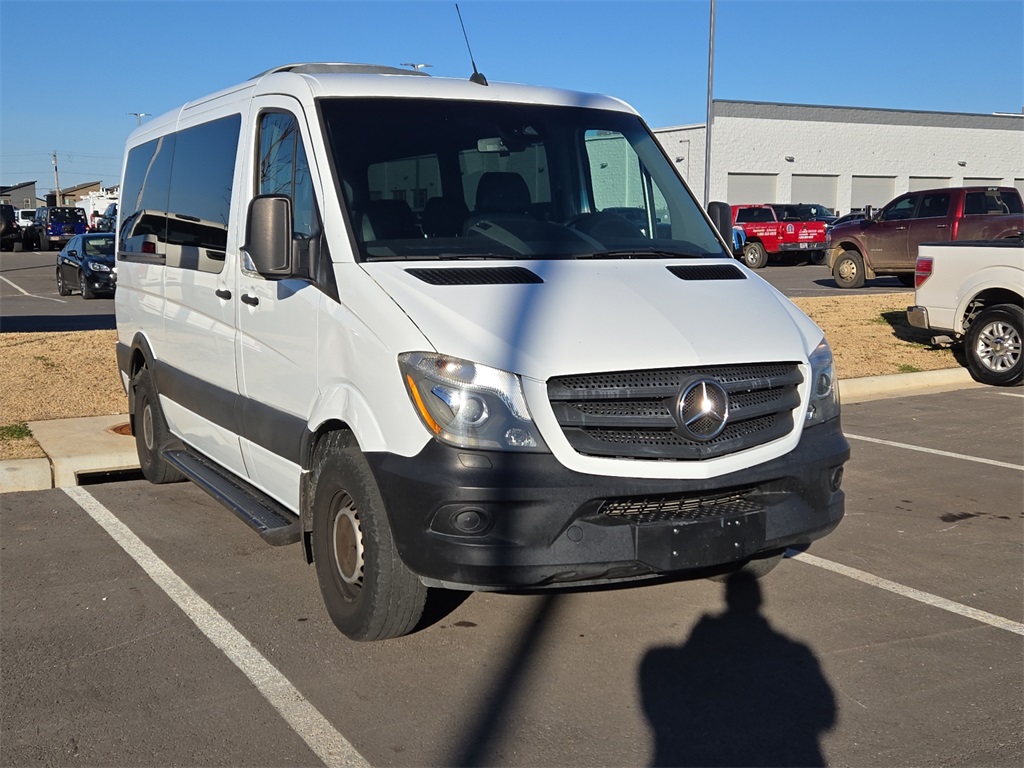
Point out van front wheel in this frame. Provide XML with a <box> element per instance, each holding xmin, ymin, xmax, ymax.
<box><xmin>311</xmin><ymin>431</ymin><xmax>427</xmax><ymax>641</ymax></box>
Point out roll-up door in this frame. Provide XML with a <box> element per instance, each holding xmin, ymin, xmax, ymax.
<box><xmin>727</xmin><ymin>173</ymin><xmax>777</xmax><ymax>205</ymax></box>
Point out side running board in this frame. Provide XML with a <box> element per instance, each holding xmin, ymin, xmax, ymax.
<box><xmin>162</xmin><ymin>448</ymin><xmax>301</xmax><ymax>546</ymax></box>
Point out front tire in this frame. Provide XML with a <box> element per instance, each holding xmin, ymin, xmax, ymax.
<box><xmin>311</xmin><ymin>431</ymin><xmax>427</xmax><ymax>641</ymax></box>
<box><xmin>832</xmin><ymin>249</ymin><xmax>866</xmax><ymax>289</ymax></box>
<box><xmin>80</xmin><ymin>270</ymin><xmax>95</xmax><ymax>300</ymax></box>
<box><xmin>742</xmin><ymin>241</ymin><xmax>768</xmax><ymax>269</ymax></box>
<box><xmin>133</xmin><ymin>366</ymin><xmax>186</xmax><ymax>484</ymax></box>
<box><xmin>965</xmin><ymin>304</ymin><xmax>1023</xmax><ymax>386</ymax></box>
<box><xmin>56</xmin><ymin>268</ymin><xmax>71</xmax><ymax>296</ymax></box>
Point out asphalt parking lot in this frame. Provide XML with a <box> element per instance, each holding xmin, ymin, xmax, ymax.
<box><xmin>2</xmin><ymin>386</ymin><xmax>1021</xmax><ymax>767</ymax></box>
<box><xmin>1</xmin><ymin>247</ymin><xmax>1019</xmax><ymax>767</ymax></box>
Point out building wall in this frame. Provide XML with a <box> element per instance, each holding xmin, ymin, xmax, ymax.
<box><xmin>654</xmin><ymin>101</ymin><xmax>1024</xmax><ymax>214</ymax></box>
<box><xmin>0</xmin><ymin>182</ymin><xmax>38</xmax><ymax>210</ymax></box>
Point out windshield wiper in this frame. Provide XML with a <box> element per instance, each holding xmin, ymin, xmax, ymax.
<box><xmin>579</xmin><ymin>248</ymin><xmax>711</xmax><ymax>260</ymax></box>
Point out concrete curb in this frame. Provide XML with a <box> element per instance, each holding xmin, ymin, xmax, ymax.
<box><xmin>0</xmin><ymin>367</ymin><xmax>985</xmax><ymax>493</ymax></box>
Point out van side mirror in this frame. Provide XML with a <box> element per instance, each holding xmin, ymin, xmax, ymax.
<box><xmin>245</xmin><ymin>195</ymin><xmax>293</xmax><ymax>278</ymax></box>
<box><xmin>707</xmin><ymin>201</ymin><xmax>734</xmax><ymax>240</ymax></box>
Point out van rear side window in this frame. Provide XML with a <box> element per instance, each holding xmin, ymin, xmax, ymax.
<box><xmin>119</xmin><ymin>114</ymin><xmax>241</xmax><ymax>272</ymax></box>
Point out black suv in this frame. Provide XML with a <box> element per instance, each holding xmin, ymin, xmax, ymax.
<box><xmin>0</xmin><ymin>204</ymin><xmax>22</xmax><ymax>251</ymax></box>
<box><xmin>30</xmin><ymin>206</ymin><xmax>88</xmax><ymax>251</ymax></box>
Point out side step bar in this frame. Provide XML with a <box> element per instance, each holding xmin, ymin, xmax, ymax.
<box><xmin>162</xmin><ymin>448</ymin><xmax>301</xmax><ymax>546</ymax></box>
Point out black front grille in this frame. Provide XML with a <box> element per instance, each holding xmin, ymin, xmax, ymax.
<box><xmin>547</xmin><ymin>363</ymin><xmax>802</xmax><ymax>460</ymax></box>
<box><xmin>600</xmin><ymin>490</ymin><xmax>763</xmax><ymax>525</ymax></box>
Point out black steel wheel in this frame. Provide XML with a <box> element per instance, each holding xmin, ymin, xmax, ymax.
<box><xmin>132</xmin><ymin>366</ymin><xmax>185</xmax><ymax>484</ymax></box>
<box><xmin>311</xmin><ymin>430</ymin><xmax>427</xmax><ymax>641</ymax></box>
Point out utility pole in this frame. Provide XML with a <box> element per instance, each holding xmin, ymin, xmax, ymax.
<box><xmin>52</xmin><ymin>151</ymin><xmax>60</xmax><ymax>206</ymax></box>
<box><xmin>703</xmin><ymin>0</ymin><xmax>716</xmax><ymax>208</ymax></box>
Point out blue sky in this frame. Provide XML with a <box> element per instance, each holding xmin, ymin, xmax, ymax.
<box><xmin>1</xmin><ymin>0</ymin><xmax>1021</xmax><ymax>194</ymax></box>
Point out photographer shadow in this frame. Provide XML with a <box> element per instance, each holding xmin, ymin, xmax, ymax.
<box><xmin>639</xmin><ymin>571</ymin><xmax>836</xmax><ymax>767</ymax></box>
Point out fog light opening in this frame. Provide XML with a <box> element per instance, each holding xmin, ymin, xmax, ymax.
<box><xmin>451</xmin><ymin>508</ymin><xmax>489</xmax><ymax>535</ymax></box>
<box><xmin>830</xmin><ymin>466</ymin><xmax>844</xmax><ymax>492</ymax></box>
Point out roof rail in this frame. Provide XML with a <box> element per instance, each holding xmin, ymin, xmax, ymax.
<box><xmin>250</xmin><ymin>62</ymin><xmax>430</xmax><ymax>80</ymax></box>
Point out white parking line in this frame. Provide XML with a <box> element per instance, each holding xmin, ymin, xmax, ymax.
<box><xmin>0</xmin><ymin>274</ymin><xmax>66</xmax><ymax>303</ymax></box>
<box><xmin>997</xmin><ymin>392</ymin><xmax>1024</xmax><ymax>399</ymax></box>
<box><xmin>787</xmin><ymin>550</ymin><xmax>1024</xmax><ymax>636</ymax></box>
<box><xmin>63</xmin><ymin>486</ymin><xmax>369</xmax><ymax>768</ymax></box>
<box><xmin>846</xmin><ymin>433</ymin><xmax>1024</xmax><ymax>472</ymax></box>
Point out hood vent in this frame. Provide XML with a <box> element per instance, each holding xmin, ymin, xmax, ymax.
<box><xmin>667</xmin><ymin>264</ymin><xmax>746</xmax><ymax>281</ymax></box>
<box><xmin>406</xmin><ymin>266</ymin><xmax>543</xmax><ymax>285</ymax></box>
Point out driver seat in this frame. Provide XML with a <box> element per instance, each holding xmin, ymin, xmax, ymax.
<box><xmin>464</xmin><ymin>172</ymin><xmax>532</xmax><ymax>233</ymax></box>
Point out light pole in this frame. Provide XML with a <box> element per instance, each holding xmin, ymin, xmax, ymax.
<box><xmin>128</xmin><ymin>112</ymin><xmax>150</xmax><ymax>126</ymax></box>
<box><xmin>703</xmin><ymin>0</ymin><xmax>716</xmax><ymax>208</ymax></box>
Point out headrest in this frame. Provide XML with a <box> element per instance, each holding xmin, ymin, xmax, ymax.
<box><xmin>475</xmin><ymin>172</ymin><xmax>530</xmax><ymax>214</ymax></box>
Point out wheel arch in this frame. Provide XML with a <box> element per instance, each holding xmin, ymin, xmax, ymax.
<box><xmin>958</xmin><ymin>285</ymin><xmax>1024</xmax><ymax>335</ymax></box>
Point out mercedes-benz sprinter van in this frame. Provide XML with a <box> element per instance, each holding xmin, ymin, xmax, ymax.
<box><xmin>115</xmin><ymin>63</ymin><xmax>848</xmax><ymax>640</ymax></box>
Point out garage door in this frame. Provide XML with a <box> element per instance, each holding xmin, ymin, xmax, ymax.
<box><xmin>727</xmin><ymin>174</ymin><xmax>777</xmax><ymax>204</ymax></box>
<box><xmin>908</xmin><ymin>177</ymin><xmax>950</xmax><ymax>191</ymax></box>
<box><xmin>1015</xmin><ymin>179</ymin><xmax>1024</xmax><ymax>198</ymax></box>
<box><xmin>791</xmin><ymin>175</ymin><xmax>837</xmax><ymax>208</ymax></box>
<box><xmin>851</xmin><ymin>176</ymin><xmax>895</xmax><ymax>210</ymax></box>
<box><xmin>963</xmin><ymin>177</ymin><xmax>1003</xmax><ymax>187</ymax></box>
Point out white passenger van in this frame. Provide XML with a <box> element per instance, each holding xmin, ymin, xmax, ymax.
<box><xmin>115</xmin><ymin>63</ymin><xmax>849</xmax><ymax>640</ymax></box>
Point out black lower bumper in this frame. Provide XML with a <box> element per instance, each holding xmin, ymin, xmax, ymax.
<box><xmin>366</xmin><ymin>419</ymin><xmax>849</xmax><ymax>590</ymax></box>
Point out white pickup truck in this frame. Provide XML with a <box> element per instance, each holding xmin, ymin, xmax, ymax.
<box><xmin>907</xmin><ymin>239</ymin><xmax>1023</xmax><ymax>386</ymax></box>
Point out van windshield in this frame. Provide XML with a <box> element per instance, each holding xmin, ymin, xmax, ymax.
<box><xmin>320</xmin><ymin>98</ymin><xmax>726</xmax><ymax>262</ymax></box>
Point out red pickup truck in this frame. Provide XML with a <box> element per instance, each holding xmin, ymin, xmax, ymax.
<box><xmin>826</xmin><ymin>186</ymin><xmax>1024</xmax><ymax>288</ymax></box>
<box><xmin>731</xmin><ymin>204</ymin><xmax>830</xmax><ymax>269</ymax></box>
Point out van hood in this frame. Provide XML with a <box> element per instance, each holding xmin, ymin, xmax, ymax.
<box><xmin>363</xmin><ymin>259</ymin><xmax>822</xmax><ymax>380</ymax></box>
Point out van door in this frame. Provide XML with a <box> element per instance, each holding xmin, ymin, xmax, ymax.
<box><xmin>136</xmin><ymin>114</ymin><xmax>249</xmax><ymax>479</ymax></box>
<box><xmin>234</xmin><ymin>101</ymin><xmax>323</xmax><ymax>508</ymax></box>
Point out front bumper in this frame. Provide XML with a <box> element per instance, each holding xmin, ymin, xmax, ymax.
<box><xmin>778</xmin><ymin>242</ymin><xmax>825</xmax><ymax>252</ymax></box>
<box><xmin>83</xmin><ymin>271</ymin><xmax>116</xmax><ymax>293</ymax></box>
<box><xmin>366</xmin><ymin>419</ymin><xmax>849</xmax><ymax>590</ymax></box>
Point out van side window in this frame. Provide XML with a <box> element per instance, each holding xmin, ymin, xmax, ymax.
<box><xmin>119</xmin><ymin>114</ymin><xmax>241</xmax><ymax>273</ymax></box>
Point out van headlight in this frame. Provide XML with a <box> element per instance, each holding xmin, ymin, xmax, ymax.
<box><xmin>806</xmin><ymin>339</ymin><xmax>840</xmax><ymax>426</ymax></box>
<box><xmin>399</xmin><ymin>352</ymin><xmax>548</xmax><ymax>452</ymax></box>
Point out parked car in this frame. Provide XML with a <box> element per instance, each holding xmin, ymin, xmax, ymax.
<box><xmin>827</xmin><ymin>186</ymin><xmax>1024</xmax><ymax>288</ymax></box>
<box><xmin>94</xmin><ymin>202</ymin><xmax>117</xmax><ymax>233</ymax></box>
<box><xmin>830</xmin><ymin>211</ymin><xmax>866</xmax><ymax>228</ymax></box>
<box><xmin>34</xmin><ymin>206</ymin><xmax>89</xmax><ymax>251</ymax></box>
<box><xmin>0</xmin><ymin>204</ymin><xmax>21</xmax><ymax>251</ymax></box>
<box><xmin>56</xmin><ymin>233</ymin><xmax>116</xmax><ymax>299</ymax></box>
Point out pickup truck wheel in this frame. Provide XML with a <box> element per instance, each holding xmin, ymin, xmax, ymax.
<box><xmin>132</xmin><ymin>367</ymin><xmax>186</xmax><ymax>484</ymax></box>
<box><xmin>965</xmin><ymin>304</ymin><xmax>1023</xmax><ymax>386</ymax></box>
<box><xmin>832</xmin><ymin>250</ymin><xmax>865</xmax><ymax>289</ymax></box>
<box><xmin>810</xmin><ymin>250</ymin><xmax>826</xmax><ymax>265</ymax></box>
<box><xmin>311</xmin><ymin>430</ymin><xmax>428</xmax><ymax>641</ymax></box>
<box><xmin>742</xmin><ymin>241</ymin><xmax>768</xmax><ymax>269</ymax></box>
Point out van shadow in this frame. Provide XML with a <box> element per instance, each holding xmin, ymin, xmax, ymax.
<box><xmin>639</xmin><ymin>571</ymin><xmax>836</xmax><ymax>767</ymax></box>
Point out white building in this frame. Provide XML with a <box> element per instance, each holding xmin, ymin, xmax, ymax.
<box><xmin>655</xmin><ymin>100</ymin><xmax>1024</xmax><ymax>214</ymax></box>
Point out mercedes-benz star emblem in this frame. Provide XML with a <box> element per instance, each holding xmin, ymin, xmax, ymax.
<box><xmin>677</xmin><ymin>379</ymin><xmax>729</xmax><ymax>441</ymax></box>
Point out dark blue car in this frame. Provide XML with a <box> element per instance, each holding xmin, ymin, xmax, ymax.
<box><xmin>56</xmin><ymin>233</ymin><xmax>116</xmax><ymax>299</ymax></box>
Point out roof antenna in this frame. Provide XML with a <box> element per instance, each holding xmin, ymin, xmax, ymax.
<box><xmin>456</xmin><ymin>4</ymin><xmax>488</xmax><ymax>86</ymax></box>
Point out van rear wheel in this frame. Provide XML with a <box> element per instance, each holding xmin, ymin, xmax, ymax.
<box><xmin>133</xmin><ymin>366</ymin><xmax>185</xmax><ymax>484</ymax></box>
<box><xmin>311</xmin><ymin>431</ymin><xmax>427</xmax><ymax>641</ymax></box>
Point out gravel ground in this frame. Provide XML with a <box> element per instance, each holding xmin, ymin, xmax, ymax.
<box><xmin>0</xmin><ymin>293</ymin><xmax>956</xmax><ymax>460</ymax></box>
